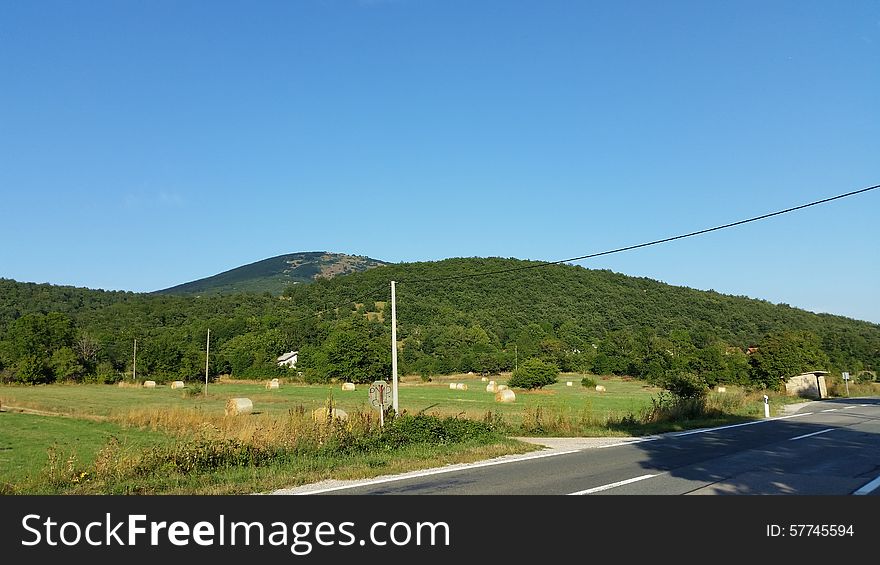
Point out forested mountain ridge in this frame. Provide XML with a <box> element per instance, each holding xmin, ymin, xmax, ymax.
<box><xmin>1</xmin><ymin>257</ymin><xmax>877</xmax><ymax>386</ymax></box>
<box><xmin>155</xmin><ymin>251</ymin><xmax>388</xmax><ymax>296</ymax></box>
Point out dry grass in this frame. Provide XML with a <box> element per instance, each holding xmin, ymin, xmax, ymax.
<box><xmin>113</xmin><ymin>404</ymin><xmax>383</xmax><ymax>451</ymax></box>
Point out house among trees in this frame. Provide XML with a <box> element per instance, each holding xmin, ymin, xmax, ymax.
<box><xmin>277</xmin><ymin>350</ymin><xmax>298</xmax><ymax>368</ymax></box>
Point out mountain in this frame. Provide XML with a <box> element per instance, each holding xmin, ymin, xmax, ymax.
<box><xmin>155</xmin><ymin>251</ymin><xmax>389</xmax><ymax>296</ymax></box>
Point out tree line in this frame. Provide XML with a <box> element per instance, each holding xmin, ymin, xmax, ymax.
<box><xmin>1</xmin><ymin>258</ymin><xmax>878</xmax><ymax>391</ymax></box>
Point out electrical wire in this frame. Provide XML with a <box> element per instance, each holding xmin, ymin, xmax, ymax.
<box><xmin>289</xmin><ymin>182</ymin><xmax>878</xmax><ymax>323</ymax></box>
<box><xmin>398</xmin><ymin>183</ymin><xmax>880</xmax><ymax>284</ymax></box>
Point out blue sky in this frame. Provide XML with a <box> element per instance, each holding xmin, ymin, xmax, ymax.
<box><xmin>1</xmin><ymin>0</ymin><xmax>878</xmax><ymax>323</ymax></box>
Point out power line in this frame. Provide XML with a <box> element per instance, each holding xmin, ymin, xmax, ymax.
<box><xmin>288</xmin><ymin>182</ymin><xmax>878</xmax><ymax>324</ymax></box>
<box><xmin>399</xmin><ymin>183</ymin><xmax>880</xmax><ymax>284</ymax></box>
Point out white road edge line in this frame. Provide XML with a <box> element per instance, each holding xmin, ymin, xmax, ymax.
<box><xmin>673</xmin><ymin>411</ymin><xmax>813</xmax><ymax>437</ymax></box>
<box><xmin>597</xmin><ymin>436</ymin><xmax>662</xmax><ymax>449</ymax></box>
<box><xmin>291</xmin><ymin>449</ymin><xmax>581</xmax><ymax>495</ymax></box>
<box><xmin>843</xmin><ymin>406</ymin><xmax>857</xmax><ymax>410</ymax></box>
<box><xmin>821</xmin><ymin>409</ymin><xmax>838</xmax><ymax>413</ymax></box>
<box><xmin>853</xmin><ymin>474</ymin><xmax>880</xmax><ymax>495</ymax></box>
<box><xmin>788</xmin><ymin>428</ymin><xmax>835</xmax><ymax>441</ymax></box>
<box><xmin>568</xmin><ymin>474</ymin><xmax>658</xmax><ymax>495</ymax></box>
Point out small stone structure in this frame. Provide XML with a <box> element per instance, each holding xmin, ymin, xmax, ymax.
<box><xmin>784</xmin><ymin>371</ymin><xmax>829</xmax><ymax>399</ymax></box>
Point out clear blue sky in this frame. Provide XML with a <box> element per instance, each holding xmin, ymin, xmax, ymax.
<box><xmin>1</xmin><ymin>0</ymin><xmax>878</xmax><ymax>323</ymax></box>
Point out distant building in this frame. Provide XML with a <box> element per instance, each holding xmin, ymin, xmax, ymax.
<box><xmin>277</xmin><ymin>351</ymin><xmax>298</xmax><ymax>368</ymax></box>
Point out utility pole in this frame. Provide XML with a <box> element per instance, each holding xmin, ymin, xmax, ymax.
<box><xmin>391</xmin><ymin>281</ymin><xmax>399</xmax><ymax>414</ymax></box>
<box><xmin>133</xmin><ymin>339</ymin><xmax>137</xmax><ymax>381</ymax></box>
<box><xmin>205</xmin><ymin>329</ymin><xmax>210</xmax><ymax>397</ymax></box>
<box><xmin>515</xmin><ymin>344</ymin><xmax>518</xmax><ymax>372</ymax></box>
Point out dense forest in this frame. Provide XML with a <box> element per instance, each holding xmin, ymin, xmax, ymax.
<box><xmin>1</xmin><ymin>258</ymin><xmax>878</xmax><ymax>391</ymax></box>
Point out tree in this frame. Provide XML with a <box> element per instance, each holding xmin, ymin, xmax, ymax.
<box><xmin>50</xmin><ymin>347</ymin><xmax>83</xmax><ymax>381</ymax></box>
<box><xmin>508</xmin><ymin>358</ymin><xmax>558</xmax><ymax>390</ymax></box>
<box><xmin>14</xmin><ymin>355</ymin><xmax>53</xmax><ymax>384</ymax></box>
<box><xmin>749</xmin><ymin>330</ymin><xmax>830</xmax><ymax>389</ymax></box>
<box><xmin>7</xmin><ymin>312</ymin><xmax>75</xmax><ymax>362</ymax></box>
<box><xmin>323</xmin><ymin>321</ymin><xmax>390</xmax><ymax>384</ymax></box>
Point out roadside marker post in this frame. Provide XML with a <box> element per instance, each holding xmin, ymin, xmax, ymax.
<box><xmin>842</xmin><ymin>372</ymin><xmax>850</xmax><ymax>397</ymax></box>
<box><xmin>369</xmin><ymin>380</ymin><xmax>392</xmax><ymax>427</ymax></box>
<box><xmin>763</xmin><ymin>395</ymin><xmax>770</xmax><ymax>418</ymax></box>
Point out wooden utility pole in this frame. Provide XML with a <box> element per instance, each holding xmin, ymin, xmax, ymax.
<box><xmin>391</xmin><ymin>281</ymin><xmax>399</xmax><ymax>414</ymax></box>
<box><xmin>133</xmin><ymin>339</ymin><xmax>137</xmax><ymax>381</ymax></box>
<box><xmin>205</xmin><ymin>329</ymin><xmax>210</xmax><ymax>396</ymax></box>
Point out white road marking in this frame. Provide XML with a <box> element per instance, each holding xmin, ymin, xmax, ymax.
<box><xmin>843</xmin><ymin>406</ymin><xmax>857</xmax><ymax>410</ymax></box>
<box><xmin>788</xmin><ymin>428</ymin><xmax>835</xmax><ymax>441</ymax></box>
<box><xmin>672</xmin><ymin>412</ymin><xmax>813</xmax><ymax>437</ymax></box>
<box><xmin>292</xmin><ymin>449</ymin><xmax>580</xmax><ymax>495</ymax></box>
<box><xmin>597</xmin><ymin>436</ymin><xmax>662</xmax><ymax>449</ymax></box>
<box><xmin>821</xmin><ymin>409</ymin><xmax>838</xmax><ymax>413</ymax></box>
<box><xmin>568</xmin><ymin>474</ymin><xmax>658</xmax><ymax>495</ymax></box>
<box><xmin>853</xmin><ymin>474</ymin><xmax>880</xmax><ymax>495</ymax></box>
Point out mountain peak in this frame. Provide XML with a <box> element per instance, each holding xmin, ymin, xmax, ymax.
<box><xmin>155</xmin><ymin>251</ymin><xmax>389</xmax><ymax>295</ymax></box>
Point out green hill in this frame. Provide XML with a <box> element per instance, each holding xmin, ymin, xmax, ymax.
<box><xmin>1</xmin><ymin>257</ymin><xmax>877</xmax><ymax>385</ymax></box>
<box><xmin>155</xmin><ymin>251</ymin><xmax>389</xmax><ymax>295</ymax></box>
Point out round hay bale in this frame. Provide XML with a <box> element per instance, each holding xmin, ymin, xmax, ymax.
<box><xmin>486</xmin><ymin>383</ymin><xmax>498</xmax><ymax>393</ymax></box>
<box><xmin>225</xmin><ymin>398</ymin><xmax>253</xmax><ymax>416</ymax></box>
<box><xmin>595</xmin><ymin>385</ymin><xmax>606</xmax><ymax>392</ymax></box>
<box><xmin>495</xmin><ymin>389</ymin><xmax>516</xmax><ymax>403</ymax></box>
<box><xmin>481</xmin><ymin>376</ymin><xmax>489</xmax><ymax>382</ymax></box>
<box><xmin>312</xmin><ymin>407</ymin><xmax>349</xmax><ymax>422</ymax></box>
<box><xmin>716</xmin><ymin>386</ymin><xmax>727</xmax><ymax>393</ymax></box>
<box><xmin>449</xmin><ymin>383</ymin><xmax>458</xmax><ymax>390</ymax></box>
<box><xmin>566</xmin><ymin>381</ymin><xmax>573</xmax><ymax>387</ymax></box>
<box><xmin>455</xmin><ymin>383</ymin><xmax>468</xmax><ymax>391</ymax></box>
<box><xmin>266</xmin><ymin>380</ymin><xmax>279</xmax><ymax>390</ymax></box>
<box><xmin>170</xmin><ymin>380</ymin><xmax>185</xmax><ymax>389</ymax></box>
<box><xmin>497</xmin><ymin>384</ymin><xmax>508</xmax><ymax>391</ymax></box>
<box><xmin>143</xmin><ymin>380</ymin><xmax>157</xmax><ymax>388</ymax></box>
<box><xmin>341</xmin><ymin>382</ymin><xmax>356</xmax><ymax>391</ymax></box>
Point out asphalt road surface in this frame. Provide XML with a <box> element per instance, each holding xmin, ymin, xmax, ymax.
<box><xmin>292</xmin><ymin>397</ymin><xmax>880</xmax><ymax>495</ymax></box>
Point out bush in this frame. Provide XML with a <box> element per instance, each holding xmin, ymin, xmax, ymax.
<box><xmin>659</xmin><ymin>372</ymin><xmax>708</xmax><ymax>400</ymax></box>
<box><xmin>96</xmin><ymin>361</ymin><xmax>122</xmax><ymax>384</ymax></box>
<box><xmin>375</xmin><ymin>414</ymin><xmax>501</xmax><ymax>449</ymax></box>
<box><xmin>508</xmin><ymin>358</ymin><xmax>559</xmax><ymax>390</ymax></box>
<box><xmin>184</xmin><ymin>382</ymin><xmax>203</xmax><ymax>397</ymax></box>
<box><xmin>580</xmin><ymin>375</ymin><xmax>597</xmax><ymax>388</ymax></box>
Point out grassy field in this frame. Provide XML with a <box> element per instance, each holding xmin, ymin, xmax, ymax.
<box><xmin>0</xmin><ymin>412</ymin><xmax>171</xmax><ymax>491</ymax></box>
<box><xmin>0</xmin><ymin>373</ymin><xmax>659</xmax><ymax>423</ymax></box>
<box><xmin>2</xmin><ymin>373</ymin><xmax>852</xmax><ymax>494</ymax></box>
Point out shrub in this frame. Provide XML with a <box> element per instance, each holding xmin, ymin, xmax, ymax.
<box><xmin>96</xmin><ymin>361</ymin><xmax>122</xmax><ymax>384</ymax></box>
<box><xmin>185</xmin><ymin>382</ymin><xmax>203</xmax><ymax>397</ymax></box>
<box><xmin>659</xmin><ymin>372</ymin><xmax>708</xmax><ymax>400</ymax></box>
<box><xmin>580</xmin><ymin>375</ymin><xmax>597</xmax><ymax>388</ymax></box>
<box><xmin>508</xmin><ymin>358</ymin><xmax>559</xmax><ymax>390</ymax></box>
<box><xmin>375</xmin><ymin>414</ymin><xmax>501</xmax><ymax>449</ymax></box>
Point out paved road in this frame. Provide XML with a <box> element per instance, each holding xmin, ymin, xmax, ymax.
<box><xmin>293</xmin><ymin>398</ymin><xmax>880</xmax><ymax>495</ymax></box>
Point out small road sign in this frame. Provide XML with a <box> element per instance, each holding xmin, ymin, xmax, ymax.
<box><xmin>369</xmin><ymin>380</ymin><xmax>391</xmax><ymax>426</ymax></box>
